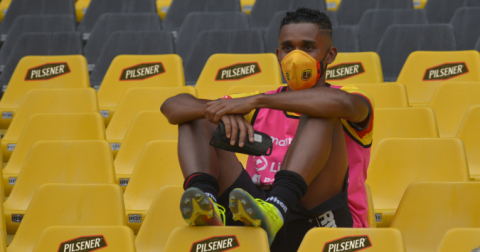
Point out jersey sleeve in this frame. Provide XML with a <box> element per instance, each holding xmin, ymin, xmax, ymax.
<box><xmin>339</xmin><ymin>85</ymin><xmax>375</xmax><ymax>147</ymax></box>
<box><xmin>220</xmin><ymin>91</ymin><xmax>260</xmax><ymax>124</ymax></box>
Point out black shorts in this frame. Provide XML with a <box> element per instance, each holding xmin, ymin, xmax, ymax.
<box><xmin>217</xmin><ymin>169</ymin><xmax>353</xmax><ymax>252</ymax></box>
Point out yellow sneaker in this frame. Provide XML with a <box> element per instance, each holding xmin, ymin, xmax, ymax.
<box><xmin>229</xmin><ymin>188</ymin><xmax>284</xmax><ymax>245</ymax></box>
<box><xmin>180</xmin><ymin>187</ymin><xmax>225</xmax><ymax>226</ymax></box>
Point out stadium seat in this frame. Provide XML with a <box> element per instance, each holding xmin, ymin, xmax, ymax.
<box><xmin>78</xmin><ymin>0</ymin><xmax>157</xmax><ymax>41</ymax></box>
<box><xmin>397</xmin><ymin>51</ymin><xmax>480</xmax><ymax>106</ymax></box>
<box><xmin>466</xmin><ymin>0</ymin><xmax>480</xmax><ymax>6</ymax></box>
<box><xmin>457</xmin><ymin>105</ymin><xmax>480</xmax><ymax>180</ymax></box>
<box><xmin>429</xmin><ymin>82</ymin><xmax>480</xmax><ymax>137</ymax></box>
<box><xmin>97</xmin><ymin>55</ymin><xmax>184</xmax><ymax>125</ymax></box>
<box><xmin>0</xmin><ymin>15</ymin><xmax>75</xmax><ymax>71</ymax></box>
<box><xmin>90</xmin><ymin>31</ymin><xmax>175</xmax><ymax>90</ymax></box>
<box><xmin>377</xmin><ymin>24</ymin><xmax>456</xmax><ymax>82</ymax></box>
<box><xmin>114</xmin><ymin>111</ymin><xmax>177</xmax><ymax>188</ymax></box>
<box><xmin>32</xmin><ymin>226</ymin><xmax>135</xmax><ymax>252</ymax></box>
<box><xmin>367</xmin><ymin>138</ymin><xmax>469</xmax><ymax>228</ymax></box>
<box><xmin>226</xmin><ymin>85</ymin><xmax>285</xmax><ymax>96</ymax></box>
<box><xmin>0</xmin><ymin>32</ymin><xmax>83</xmax><ymax>97</ymax></box>
<box><xmin>162</xmin><ymin>0</ymin><xmax>241</xmax><ymax>33</ymax></box>
<box><xmin>378</xmin><ymin>0</ymin><xmax>414</xmax><ymax>9</ymax></box>
<box><xmin>4</xmin><ymin>140</ymin><xmax>115</xmax><ymax>234</ymax></box>
<box><xmin>297</xmin><ymin>228</ymin><xmax>406</xmax><ymax>252</ymax></box>
<box><xmin>332</xmin><ymin>26</ymin><xmax>359</xmax><ymax>52</ymax></box>
<box><xmin>241</xmin><ymin>0</ymin><xmax>255</xmax><ymax>13</ymax></box>
<box><xmin>164</xmin><ymin>227</ymin><xmax>269</xmax><ymax>252</ymax></box>
<box><xmin>390</xmin><ymin>182</ymin><xmax>480</xmax><ymax>252</ymax></box>
<box><xmin>0</xmin><ymin>55</ymin><xmax>89</xmax><ymax>129</ymax></box>
<box><xmin>326</xmin><ymin>52</ymin><xmax>383</xmax><ymax>83</ymax></box>
<box><xmin>7</xmin><ymin>184</ymin><xmax>125</xmax><ymax>252</ymax></box>
<box><xmin>106</xmin><ymin>87</ymin><xmax>195</xmax><ymax>156</ymax></box>
<box><xmin>157</xmin><ymin>0</ymin><xmax>173</xmax><ymax>19</ymax></box>
<box><xmin>0</xmin><ymin>0</ymin><xmax>11</xmax><ymax>23</ymax></box>
<box><xmin>340</xmin><ymin>83</ymin><xmax>409</xmax><ymax>108</ymax></box>
<box><xmin>124</xmin><ymin>140</ymin><xmax>183</xmax><ymax>233</ymax></box>
<box><xmin>358</xmin><ymin>9</ymin><xmax>428</xmax><ymax>52</ymax></box>
<box><xmin>135</xmin><ymin>185</ymin><xmax>187</xmax><ymax>252</ymax></box>
<box><xmin>84</xmin><ymin>13</ymin><xmax>161</xmax><ymax>72</ymax></box>
<box><xmin>0</xmin><ymin>0</ymin><xmax>75</xmax><ymax>41</ymax></box>
<box><xmin>337</xmin><ymin>0</ymin><xmax>413</xmax><ymax>26</ymax></box>
<box><xmin>450</xmin><ymin>7</ymin><xmax>480</xmax><ymax>50</ymax></box>
<box><xmin>184</xmin><ymin>30</ymin><xmax>266</xmax><ymax>84</ymax></box>
<box><xmin>1</xmin><ymin>88</ymin><xmax>98</xmax><ymax>161</ymax></box>
<box><xmin>413</xmin><ymin>0</ymin><xmax>427</xmax><ymax>8</ymax></box>
<box><xmin>438</xmin><ymin>229</ymin><xmax>480</xmax><ymax>252</ymax></box>
<box><xmin>176</xmin><ymin>12</ymin><xmax>249</xmax><ymax>61</ymax></box>
<box><xmin>372</xmin><ymin>108</ymin><xmax>438</xmax><ymax>154</ymax></box>
<box><xmin>365</xmin><ymin>184</ymin><xmax>376</xmax><ymax>228</ymax></box>
<box><xmin>75</xmin><ymin>0</ymin><xmax>90</xmax><ymax>22</ymax></box>
<box><xmin>195</xmin><ymin>53</ymin><xmax>282</xmax><ymax>99</ymax></box>
<box><xmin>2</xmin><ymin>113</ymin><xmax>105</xmax><ymax>196</ymax></box>
<box><xmin>424</xmin><ymin>0</ymin><xmax>466</xmax><ymax>23</ymax></box>
<box><xmin>0</xmin><ymin>193</ymin><xmax>6</xmax><ymax>243</ymax></box>
<box><xmin>476</xmin><ymin>36</ymin><xmax>480</xmax><ymax>51</ymax></box>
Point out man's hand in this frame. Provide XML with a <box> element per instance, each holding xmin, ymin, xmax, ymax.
<box><xmin>205</xmin><ymin>96</ymin><xmax>258</xmax><ymax>123</ymax></box>
<box><xmin>218</xmin><ymin>115</ymin><xmax>254</xmax><ymax>147</ymax></box>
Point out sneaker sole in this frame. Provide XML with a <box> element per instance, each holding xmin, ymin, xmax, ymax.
<box><xmin>180</xmin><ymin>187</ymin><xmax>213</xmax><ymax>226</ymax></box>
<box><xmin>229</xmin><ymin>189</ymin><xmax>264</xmax><ymax>227</ymax></box>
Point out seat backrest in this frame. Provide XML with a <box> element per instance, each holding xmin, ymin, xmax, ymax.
<box><xmin>205</xmin><ymin>0</ymin><xmax>241</xmax><ymax>12</ymax></box>
<box><xmin>0</xmin><ymin>15</ymin><xmax>75</xmax><ymax>66</ymax></box>
<box><xmin>377</xmin><ymin>24</ymin><xmax>456</xmax><ymax>82</ymax></box>
<box><xmin>0</xmin><ymin>32</ymin><xmax>83</xmax><ymax>95</ymax></box>
<box><xmin>367</xmin><ymin>138</ymin><xmax>469</xmax><ymax>227</ymax></box>
<box><xmin>424</xmin><ymin>0</ymin><xmax>466</xmax><ymax>23</ymax></box>
<box><xmin>391</xmin><ymin>182</ymin><xmax>480</xmax><ymax>252</ymax></box>
<box><xmin>347</xmin><ymin>83</ymin><xmax>409</xmax><ymax>108</ymax></box>
<box><xmin>184</xmin><ymin>29</ymin><xmax>266</xmax><ymax>84</ymax></box>
<box><xmin>450</xmin><ymin>7</ymin><xmax>480</xmax><ymax>50</ymax></box>
<box><xmin>0</xmin><ymin>195</ymin><xmax>6</xmax><ymax>243</ymax></box>
<box><xmin>333</xmin><ymin>26</ymin><xmax>359</xmax><ymax>52</ymax></box>
<box><xmin>372</xmin><ymin>107</ymin><xmax>438</xmax><ymax>154</ymax></box>
<box><xmin>162</xmin><ymin>0</ymin><xmax>208</xmax><ymax>32</ymax></box>
<box><xmin>84</xmin><ymin>13</ymin><xmax>161</xmax><ymax>69</ymax></box>
<box><xmin>195</xmin><ymin>53</ymin><xmax>282</xmax><ymax>99</ymax></box>
<box><xmin>226</xmin><ymin>85</ymin><xmax>285</xmax><ymax>96</ymax></box>
<box><xmin>365</xmin><ymin>184</ymin><xmax>376</xmax><ymax>228</ymax></box>
<box><xmin>438</xmin><ymin>228</ymin><xmax>480</xmax><ymax>252</ymax></box>
<box><xmin>358</xmin><ymin>9</ymin><xmax>427</xmax><ymax>52</ymax></box>
<box><xmin>378</xmin><ymin>0</ymin><xmax>413</xmax><ymax>8</ymax></box>
<box><xmin>78</xmin><ymin>0</ymin><xmax>157</xmax><ymax>39</ymax></box>
<box><xmin>457</xmin><ymin>105</ymin><xmax>480</xmax><ymax>180</ymax></box>
<box><xmin>164</xmin><ymin>227</ymin><xmax>270</xmax><ymax>252</ymax></box>
<box><xmin>397</xmin><ymin>51</ymin><xmax>480</xmax><ymax>106</ymax></box>
<box><xmin>466</xmin><ymin>0</ymin><xmax>480</xmax><ymax>6</ymax></box>
<box><xmin>429</xmin><ymin>82</ymin><xmax>480</xmax><ymax>137</ymax></box>
<box><xmin>0</xmin><ymin>0</ymin><xmax>75</xmax><ymax>37</ymax></box>
<box><xmin>135</xmin><ymin>185</ymin><xmax>187</xmax><ymax>252</ymax></box>
<box><xmin>7</xmin><ymin>184</ymin><xmax>125</xmax><ymax>252</ymax></box>
<box><xmin>298</xmin><ymin>228</ymin><xmax>406</xmax><ymax>252</ymax></box>
<box><xmin>114</xmin><ymin>111</ymin><xmax>177</xmax><ymax>183</ymax></box>
<box><xmin>336</xmin><ymin>0</ymin><xmax>377</xmax><ymax>25</ymax></box>
<box><xmin>176</xmin><ymin>12</ymin><xmax>249</xmax><ymax>60</ymax></box>
<box><xmin>326</xmin><ymin>52</ymin><xmax>383</xmax><ymax>83</ymax></box>
<box><xmin>249</xmin><ymin>0</ymin><xmax>291</xmax><ymax>28</ymax></box>
<box><xmin>32</xmin><ymin>226</ymin><xmax>136</xmax><ymax>252</ymax></box>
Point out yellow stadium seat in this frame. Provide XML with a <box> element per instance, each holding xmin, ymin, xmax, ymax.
<box><xmin>337</xmin><ymin>83</ymin><xmax>409</xmax><ymax>108</ymax></box>
<box><xmin>164</xmin><ymin>226</ymin><xmax>269</xmax><ymax>252</ymax></box>
<box><xmin>326</xmin><ymin>0</ymin><xmax>342</xmax><ymax>10</ymax></box>
<box><xmin>2</xmin><ymin>113</ymin><xmax>105</xmax><ymax>196</ymax></box>
<box><xmin>397</xmin><ymin>51</ymin><xmax>480</xmax><ymax>106</ymax></box>
<box><xmin>298</xmin><ymin>228</ymin><xmax>405</xmax><ymax>252</ymax></box>
<box><xmin>0</xmin><ymin>231</ymin><xmax>4</xmax><ymax>252</ymax></box>
<box><xmin>106</xmin><ymin>87</ymin><xmax>195</xmax><ymax>157</ymax></box>
<box><xmin>0</xmin><ymin>148</ymin><xmax>4</xmax><ymax>202</ymax></box>
<box><xmin>0</xmin><ymin>194</ymin><xmax>6</xmax><ymax>244</ymax></box>
<box><xmin>366</xmin><ymin>138</ymin><xmax>469</xmax><ymax>228</ymax></box>
<box><xmin>7</xmin><ymin>184</ymin><xmax>125</xmax><ymax>252</ymax></box>
<box><xmin>413</xmin><ymin>0</ymin><xmax>427</xmax><ymax>9</ymax></box>
<box><xmin>75</xmin><ymin>0</ymin><xmax>91</xmax><ymax>22</ymax></box>
<box><xmin>457</xmin><ymin>105</ymin><xmax>480</xmax><ymax>180</ymax></box>
<box><xmin>0</xmin><ymin>55</ymin><xmax>89</xmax><ymax>129</ymax></box>
<box><xmin>225</xmin><ymin>84</ymin><xmax>285</xmax><ymax>96</ymax></box>
<box><xmin>32</xmin><ymin>226</ymin><xmax>135</xmax><ymax>252</ymax></box>
<box><xmin>240</xmin><ymin>0</ymin><xmax>256</xmax><ymax>14</ymax></box>
<box><xmin>124</xmin><ymin>140</ymin><xmax>183</xmax><ymax>234</ymax></box>
<box><xmin>4</xmin><ymin>140</ymin><xmax>115</xmax><ymax>234</ymax></box>
<box><xmin>114</xmin><ymin>111</ymin><xmax>177</xmax><ymax>188</ymax></box>
<box><xmin>326</xmin><ymin>52</ymin><xmax>383</xmax><ymax>83</ymax></box>
<box><xmin>195</xmin><ymin>53</ymin><xmax>282</xmax><ymax>99</ymax></box>
<box><xmin>0</xmin><ymin>0</ymin><xmax>11</xmax><ymax>23</ymax></box>
<box><xmin>391</xmin><ymin>182</ymin><xmax>480</xmax><ymax>252</ymax></box>
<box><xmin>135</xmin><ymin>185</ymin><xmax>186</xmax><ymax>252</ymax></box>
<box><xmin>429</xmin><ymin>81</ymin><xmax>480</xmax><ymax>137</ymax></box>
<box><xmin>97</xmin><ymin>55</ymin><xmax>184</xmax><ymax>126</ymax></box>
<box><xmin>372</xmin><ymin>107</ymin><xmax>438</xmax><ymax>154</ymax></box>
<box><xmin>438</xmin><ymin>228</ymin><xmax>480</xmax><ymax>252</ymax></box>
<box><xmin>1</xmin><ymin>88</ymin><xmax>98</xmax><ymax>161</ymax></box>
<box><xmin>157</xmin><ymin>0</ymin><xmax>173</xmax><ymax>19</ymax></box>
<box><xmin>365</xmin><ymin>184</ymin><xmax>376</xmax><ymax>228</ymax></box>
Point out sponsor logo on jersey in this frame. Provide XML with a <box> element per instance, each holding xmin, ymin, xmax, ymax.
<box><xmin>326</xmin><ymin>62</ymin><xmax>365</xmax><ymax>80</ymax></box>
<box><xmin>215</xmin><ymin>62</ymin><xmax>261</xmax><ymax>81</ymax></box>
<box><xmin>58</xmin><ymin>235</ymin><xmax>107</xmax><ymax>252</ymax></box>
<box><xmin>119</xmin><ymin>62</ymin><xmax>165</xmax><ymax>81</ymax></box>
<box><xmin>190</xmin><ymin>235</ymin><xmax>239</xmax><ymax>252</ymax></box>
<box><xmin>423</xmin><ymin>62</ymin><xmax>468</xmax><ymax>81</ymax></box>
<box><xmin>25</xmin><ymin>62</ymin><xmax>71</xmax><ymax>81</ymax></box>
<box><xmin>322</xmin><ymin>235</ymin><xmax>371</xmax><ymax>252</ymax></box>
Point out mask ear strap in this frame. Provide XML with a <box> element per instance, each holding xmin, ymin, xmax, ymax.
<box><xmin>317</xmin><ymin>47</ymin><xmax>332</xmax><ymax>80</ymax></box>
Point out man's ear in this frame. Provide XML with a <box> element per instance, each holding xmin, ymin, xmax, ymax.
<box><xmin>326</xmin><ymin>46</ymin><xmax>338</xmax><ymax>64</ymax></box>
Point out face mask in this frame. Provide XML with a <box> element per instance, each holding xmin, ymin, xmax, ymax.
<box><xmin>280</xmin><ymin>48</ymin><xmax>330</xmax><ymax>90</ymax></box>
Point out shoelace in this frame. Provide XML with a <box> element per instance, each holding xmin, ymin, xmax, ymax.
<box><xmin>213</xmin><ymin>202</ymin><xmax>226</xmax><ymax>226</ymax></box>
<box><xmin>254</xmin><ymin>199</ymin><xmax>279</xmax><ymax>221</ymax></box>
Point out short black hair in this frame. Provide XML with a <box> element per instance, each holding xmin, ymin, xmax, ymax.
<box><xmin>280</xmin><ymin>8</ymin><xmax>332</xmax><ymax>35</ymax></box>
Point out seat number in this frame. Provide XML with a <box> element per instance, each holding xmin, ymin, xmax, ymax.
<box><xmin>129</xmin><ymin>214</ymin><xmax>142</xmax><ymax>223</ymax></box>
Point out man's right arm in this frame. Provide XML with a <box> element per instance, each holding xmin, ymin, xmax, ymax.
<box><xmin>161</xmin><ymin>93</ymin><xmax>210</xmax><ymax>125</ymax></box>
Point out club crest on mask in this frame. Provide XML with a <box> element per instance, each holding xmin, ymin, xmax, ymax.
<box><xmin>301</xmin><ymin>69</ymin><xmax>312</xmax><ymax>81</ymax></box>
<box><xmin>285</xmin><ymin>72</ymin><xmax>290</xmax><ymax>80</ymax></box>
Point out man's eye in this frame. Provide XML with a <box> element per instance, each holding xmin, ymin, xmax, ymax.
<box><xmin>304</xmin><ymin>45</ymin><xmax>314</xmax><ymax>50</ymax></box>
